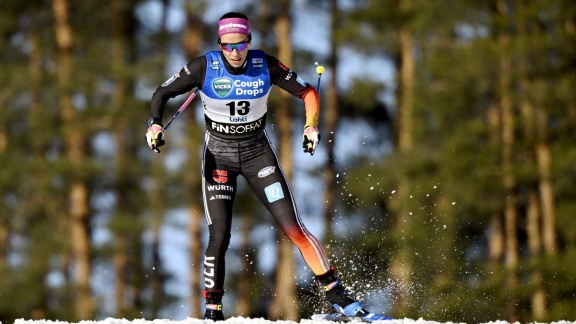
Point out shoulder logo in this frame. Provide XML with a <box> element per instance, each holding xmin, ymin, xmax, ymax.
<box><xmin>213</xmin><ymin>78</ymin><xmax>233</xmax><ymax>97</ymax></box>
<box><xmin>162</xmin><ymin>72</ymin><xmax>180</xmax><ymax>87</ymax></box>
<box><xmin>278</xmin><ymin>61</ymin><xmax>289</xmax><ymax>71</ymax></box>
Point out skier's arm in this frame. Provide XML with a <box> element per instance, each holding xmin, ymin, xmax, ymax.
<box><xmin>302</xmin><ymin>88</ymin><xmax>319</xmax><ymax>129</ymax></box>
<box><xmin>150</xmin><ymin>56</ymin><xmax>207</xmax><ymax>125</ymax></box>
<box><xmin>266</xmin><ymin>55</ymin><xmax>320</xmax><ymax>155</ymax></box>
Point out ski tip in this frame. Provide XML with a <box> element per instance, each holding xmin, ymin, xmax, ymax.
<box><xmin>362</xmin><ymin>312</ymin><xmax>394</xmax><ymax>322</ymax></box>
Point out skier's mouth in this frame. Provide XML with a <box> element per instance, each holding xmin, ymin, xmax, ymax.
<box><xmin>230</xmin><ymin>57</ymin><xmax>242</xmax><ymax>65</ymax></box>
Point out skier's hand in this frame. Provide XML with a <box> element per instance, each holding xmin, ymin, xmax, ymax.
<box><xmin>146</xmin><ymin>123</ymin><xmax>165</xmax><ymax>153</ymax></box>
<box><xmin>302</xmin><ymin>126</ymin><xmax>320</xmax><ymax>155</ymax></box>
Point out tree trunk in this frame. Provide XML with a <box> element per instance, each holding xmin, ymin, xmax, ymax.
<box><xmin>487</xmin><ymin>95</ymin><xmax>504</xmax><ymax>263</ymax></box>
<box><xmin>526</xmin><ymin>189</ymin><xmax>546</xmax><ymax>320</ymax></box>
<box><xmin>182</xmin><ymin>1</ymin><xmax>206</xmax><ymax>318</ymax></box>
<box><xmin>150</xmin><ymin>0</ymin><xmax>170</xmax><ymax>317</ymax></box>
<box><xmin>488</xmin><ymin>215</ymin><xmax>505</xmax><ymax>262</ymax></box>
<box><xmin>515</xmin><ymin>2</ymin><xmax>550</xmax><ymax>317</ymax></box>
<box><xmin>322</xmin><ymin>0</ymin><xmax>340</xmax><ymax>256</ymax></box>
<box><xmin>532</xmin><ymin>93</ymin><xmax>554</xmax><ymax>319</ymax></box>
<box><xmin>397</xmin><ymin>29</ymin><xmax>415</xmax><ymax>153</ymax></box>
<box><xmin>234</xmin><ymin>212</ymin><xmax>252</xmax><ymax>317</ymax></box>
<box><xmin>52</xmin><ymin>0</ymin><xmax>92</xmax><ymax>319</ymax></box>
<box><xmin>496</xmin><ymin>1</ymin><xmax>518</xmax><ymax>321</ymax></box>
<box><xmin>188</xmin><ymin>204</ymin><xmax>203</xmax><ymax>317</ymax></box>
<box><xmin>269</xmin><ymin>0</ymin><xmax>298</xmax><ymax>320</ymax></box>
<box><xmin>114</xmin><ymin>236</ymin><xmax>129</xmax><ymax>315</ymax></box>
<box><xmin>389</xmin><ymin>0</ymin><xmax>416</xmax><ymax>313</ymax></box>
<box><xmin>537</xmin><ymin>144</ymin><xmax>556</xmax><ymax>255</ymax></box>
<box><xmin>535</xmin><ymin>86</ymin><xmax>556</xmax><ymax>255</ymax></box>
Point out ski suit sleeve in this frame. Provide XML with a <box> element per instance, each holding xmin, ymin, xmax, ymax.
<box><xmin>150</xmin><ymin>55</ymin><xmax>207</xmax><ymax>125</ymax></box>
<box><xmin>266</xmin><ymin>55</ymin><xmax>319</xmax><ymax>128</ymax></box>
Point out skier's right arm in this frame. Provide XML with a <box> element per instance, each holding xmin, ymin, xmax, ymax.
<box><xmin>150</xmin><ymin>56</ymin><xmax>207</xmax><ymax>125</ymax></box>
<box><xmin>147</xmin><ymin>56</ymin><xmax>206</xmax><ymax>151</ymax></box>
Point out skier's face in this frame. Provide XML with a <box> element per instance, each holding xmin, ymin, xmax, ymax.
<box><xmin>219</xmin><ymin>33</ymin><xmax>250</xmax><ymax>68</ymax></box>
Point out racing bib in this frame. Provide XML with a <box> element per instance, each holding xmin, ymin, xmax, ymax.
<box><xmin>200</xmin><ymin>50</ymin><xmax>271</xmax><ymax>138</ymax></box>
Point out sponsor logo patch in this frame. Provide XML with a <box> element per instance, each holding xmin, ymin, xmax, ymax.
<box><xmin>278</xmin><ymin>61</ymin><xmax>289</xmax><ymax>71</ymax></box>
<box><xmin>230</xmin><ymin>116</ymin><xmax>248</xmax><ymax>123</ymax></box>
<box><xmin>204</xmin><ymin>256</ymin><xmax>215</xmax><ymax>288</ymax></box>
<box><xmin>210</xmin><ymin>195</ymin><xmax>232</xmax><ymax>200</ymax></box>
<box><xmin>213</xmin><ymin>170</ymin><xmax>228</xmax><ymax>183</ymax></box>
<box><xmin>206</xmin><ymin>184</ymin><xmax>234</xmax><ymax>192</ymax></box>
<box><xmin>213</xmin><ymin>78</ymin><xmax>233</xmax><ymax>97</ymax></box>
<box><xmin>233</xmin><ymin>79</ymin><xmax>265</xmax><ymax>97</ymax></box>
<box><xmin>211</xmin><ymin>118</ymin><xmax>264</xmax><ymax>135</ymax></box>
<box><xmin>258</xmin><ymin>166</ymin><xmax>276</xmax><ymax>178</ymax></box>
<box><xmin>162</xmin><ymin>72</ymin><xmax>180</xmax><ymax>87</ymax></box>
<box><xmin>264</xmin><ymin>182</ymin><xmax>284</xmax><ymax>203</ymax></box>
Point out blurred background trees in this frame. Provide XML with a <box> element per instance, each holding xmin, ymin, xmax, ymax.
<box><xmin>0</xmin><ymin>0</ymin><xmax>575</xmax><ymax>323</ymax></box>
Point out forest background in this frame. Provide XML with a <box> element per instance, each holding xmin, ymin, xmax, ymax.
<box><xmin>1</xmin><ymin>0</ymin><xmax>575</xmax><ymax>323</ymax></box>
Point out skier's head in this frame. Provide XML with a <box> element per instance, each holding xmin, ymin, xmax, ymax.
<box><xmin>217</xmin><ymin>12</ymin><xmax>252</xmax><ymax>68</ymax></box>
<box><xmin>218</xmin><ymin>12</ymin><xmax>251</xmax><ymax>39</ymax></box>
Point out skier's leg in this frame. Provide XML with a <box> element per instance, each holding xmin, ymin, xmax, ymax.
<box><xmin>241</xmin><ymin>132</ymin><xmax>330</xmax><ymax>275</ymax></box>
<box><xmin>202</xmin><ymin>169</ymin><xmax>236</xmax><ymax>291</ymax></box>
<box><xmin>201</xmin><ymin>134</ymin><xmax>239</xmax><ymax>320</ymax></box>
<box><xmin>241</xmin><ymin>132</ymin><xmax>369</xmax><ymax>316</ymax></box>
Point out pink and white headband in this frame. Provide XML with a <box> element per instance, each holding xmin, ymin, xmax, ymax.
<box><xmin>218</xmin><ymin>18</ymin><xmax>251</xmax><ymax>37</ymax></box>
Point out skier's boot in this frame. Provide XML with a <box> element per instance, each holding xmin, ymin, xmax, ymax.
<box><xmin>316</xmin><ymin>267</ymin><xmax>393</xmax><ymax>322</ymax></box>
<box><xmin>203</xmin><ymin>290</ymin><xmax>225</xmax><ymax>321</ymax></box>
<box><xmin>315</xmin><ymin>266</ymin><xmax>364</xmax><ymax>316</ymax></box>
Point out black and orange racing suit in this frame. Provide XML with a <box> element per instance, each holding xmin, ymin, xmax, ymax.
<box><xmin>150</xmin><ymin>49</ymin><xmax>330</xmax><ymax>294</ymax></box>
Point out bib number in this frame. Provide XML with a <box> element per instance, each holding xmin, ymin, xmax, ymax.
<box><xmin>227</xmin><ymin>100</ymin><xmax>251</xmax><ymax>116</ymax></box>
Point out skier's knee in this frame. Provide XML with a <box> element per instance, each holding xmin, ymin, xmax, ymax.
<box><xmin>208</xmin><ymin>233</ymin><xmax>231</xmax><ymax>252</ymax></box>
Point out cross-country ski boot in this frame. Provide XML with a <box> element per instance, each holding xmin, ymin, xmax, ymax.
<box><xmin>315</xmin><ymin>267</ymin><xmax>392</xmax><ymax>322</ymax></box>
<box><xmin>203</xmin><ymin>290</ymin><xmax>225</xmax><ymax>321</ymax></box>
<box><xmin>316</xmin><ymin>267</ymin><xmax>363</xmax><ymax>316</ymax></box>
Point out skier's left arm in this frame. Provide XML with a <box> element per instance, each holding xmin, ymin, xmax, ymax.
<box><xmin>266</xmin><ymin>55</ymin><xmax>320</xmax><ymax>155</ymax></box>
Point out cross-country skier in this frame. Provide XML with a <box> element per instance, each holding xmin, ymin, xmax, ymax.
<box><xmin>146</xmin><ymin>11</ymin><xmax>390</xmax><ymax>322</ymax></box>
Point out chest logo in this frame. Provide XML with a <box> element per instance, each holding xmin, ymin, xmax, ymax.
<box><xmin>213</xmin><ymin>78</ymin><xmax>233</xmax><ymax>97</ymax></box>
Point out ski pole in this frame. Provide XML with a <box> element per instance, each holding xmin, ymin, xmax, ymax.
<box><xmin>315</xmin><ymin>64</ymin><xmax>325</xmax><ymax>95</ymax></box>
<box><xmin>152</xmin><ymin>89</ymin><xmax>197</xmax><ymax>153</ymax></box>
<box><xmin>163</xmin><ymin>89</ymin><xmax>198</xmax><ymax>131</ymax></box>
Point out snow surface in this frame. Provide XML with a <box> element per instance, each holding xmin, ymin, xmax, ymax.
<box><xmin>12</xmin><ymin>317</ymin><xmax>576</xmax><ymax>324</ymax></box>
